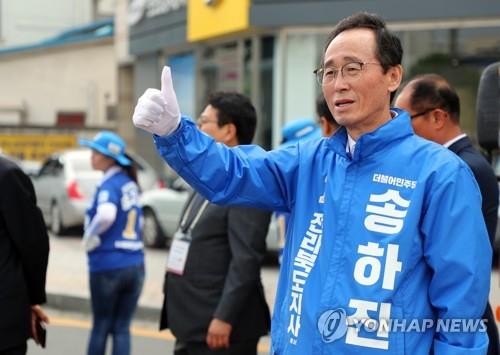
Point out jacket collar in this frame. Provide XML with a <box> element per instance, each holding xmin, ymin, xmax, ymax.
<box><xmin>447</xmin><ymin>135</ymin><xmax>471</xmax><ymax>155</ymax></box>
<box><xmin>327</xmin><ymin>108</ymin><xmax>413</xmax><ymax>161</ymax></box>
<box><xmin>101</xmin><ymin>165</ymin><xmax>122</xmax><ymax>185</ymax></box>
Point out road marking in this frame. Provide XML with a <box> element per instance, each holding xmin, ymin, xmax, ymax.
<box><xmin>48</xmin><ymin>317</ymin><xmax>270</xmax><ymax>351</ymax></box>
<box><xmin>49</xmin><ymin>317</ymin><xmax>173</xmax><ymax>340</ymax></box>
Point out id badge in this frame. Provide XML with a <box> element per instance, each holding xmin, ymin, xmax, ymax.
<box><xmin>167</xmin><ymin>230</ymin><xmax>191</xmax><ymax>275</ymax></box>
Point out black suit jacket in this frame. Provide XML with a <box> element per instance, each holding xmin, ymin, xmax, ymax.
<box><xmin>448</xmin><ymin>136</ymin><xmax>499</xmax><ymax>355</ymax></box>
<box><xmin>448</xmin><ymin>136</ymin><xmax>498</xmax><ymax>244</ymax></box>
<box><xmin>0</xmin><ymin>157</ymin><xmax>49</xmax><ymax>350</ymax></box>
<box><xmin>160</xmin><ymin>192</ymin><xmax>271</xmax><ymax>343</ymax></box>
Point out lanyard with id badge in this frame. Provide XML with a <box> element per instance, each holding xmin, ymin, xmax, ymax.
<box><xmin>167</xmin><ymin>195</ymin><xmax>209</xmax><ymax>275</ymax></box>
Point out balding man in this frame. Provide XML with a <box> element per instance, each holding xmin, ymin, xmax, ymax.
<box><xmin>396</xmin><ymin>73</ymin><xmax>499</xmax><ymax>355</ymax></box>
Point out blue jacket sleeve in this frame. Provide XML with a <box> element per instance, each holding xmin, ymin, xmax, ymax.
<box><xmin>153</xmin><ymin>118</ymin><xmax>299</xmax><ymax>212</ymax></box>
<box><xmin>421</xmin><ymin>164</ymin><xmax>492</xmax><ymax>354</ymax></box>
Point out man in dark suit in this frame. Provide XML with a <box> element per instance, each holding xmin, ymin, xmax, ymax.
<box><xmin>0</xmin><ymin>156</ymin><xmax>49</xmax><ymax>354</ymax></box>
<box><xmin>395</xmin><ymin>73</ymin><xmax>499</xmax><ymax>355</ymax></box>
<box><xmin>160</xmin><ymin>92</ymin><xmax>271</xmax><ymax>355</ymax></box>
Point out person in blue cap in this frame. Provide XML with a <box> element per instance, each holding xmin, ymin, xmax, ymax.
<box><xmin>79</xmin><ymin>131</ymin><xmax>144</xmax><ymax>355</ymax></box>
<box><xmin>276</xmin><ymin>119</ymin><xmax>321</xmax><ymax>263</ymax></box>
<box><xmin>280</xmin><ymin>118</ymin><xmax>322</xmax><ymax>147</ymax></box>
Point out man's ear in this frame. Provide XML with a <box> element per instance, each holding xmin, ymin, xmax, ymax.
<box><xmin>320</xmin><ymin>117</ymin><xmax>336</xmax><ymax>137</ymax></box>
<box><xmin>388</xmin><ymin>64</ymin><xmax>403</xmax><ymax>95</ymax></box>
<box><xmin>223</xmin><ymin>123</ymin><xmax>238</xmax><ymax>145</ymax></box>
<box><xmin>432</xmin><ymin>109</ymin><xmax>448</xmax><ymax>130</ymax></box>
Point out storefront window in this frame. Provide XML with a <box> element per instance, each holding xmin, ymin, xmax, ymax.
<box><xmin>399</xmin><ymin>26</ymin><xmax>500</xmax><ymax>138</ymax></box>
<box><xmin>282</xmin><ymin>33</ymin><xmax>325</xmax><ymax>126</ymax></box>
<box><xmin>196</xmin><ymin>37</ymin><xmax>274</xmax><ymax>149</ymax></box>
<box><xmin>168</xmin><ymin>53</ymin><xmax>196</xmax><ymax>119</ymax></box>
<box><xmin>199</xmin><ymin>42</ymin><xmax>241</xmax><ymax>109</ymax></box>
<box><xmin>258</xmin><ymin>36</ymin><xmax>274</xmax><ymax>149</ymax></box>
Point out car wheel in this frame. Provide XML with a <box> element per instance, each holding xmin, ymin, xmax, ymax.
<box><xmin>50</xmin><ymin>203</ymin><xmax>64</xmax><ymax>236</ymax></box>
<box><xmin>142</xmin><ymin>208</ymin><xmax>166</xmax><ymax>248</ymax></box>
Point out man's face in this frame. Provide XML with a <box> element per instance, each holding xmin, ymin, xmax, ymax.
<box><xmin>197</xmin><ymin>104</ymin><xmax>227</xmax><ymax>143</ymax></box>
<box><xmin>395</xmin><ymin>85</ymin><xmax>437</xmax><ymax>142</ymax></box>
<box><xmin>322</xmin><ymin>28</ymin><xmax>401</xmax><ymax>138</ymax></box>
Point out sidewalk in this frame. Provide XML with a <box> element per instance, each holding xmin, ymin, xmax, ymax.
<box><xmin>45</xmin><ymin>234</ymin><xmax>280</xmax><ymax>321</ymax></box>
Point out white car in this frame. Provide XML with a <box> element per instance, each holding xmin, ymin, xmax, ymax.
<box><xmin>32</xmin><ymin>148</ymin><xmax>163</xmax><ymax>235</ymax></box>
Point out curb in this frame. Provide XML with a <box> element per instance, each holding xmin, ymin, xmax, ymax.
<box><xmin>46</xmin><ymin>292</ymin><xmax>162</xmax><ymax>322</ymax></box>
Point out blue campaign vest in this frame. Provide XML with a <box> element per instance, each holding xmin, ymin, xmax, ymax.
<box><xmin>86</xmin><ymin>170</ymin><xmax>144</xmax><ymax>273</ymax></box>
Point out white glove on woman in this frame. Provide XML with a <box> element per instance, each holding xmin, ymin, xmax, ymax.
<box><xmin>82</xmin><ymin>234</ymin><xmax>101</xmax><ymax>252</ymax></box>
<box><xmin>132</xmin><ymin>66</ymin><xmax>181</xmax><ymax>136</ymax></box>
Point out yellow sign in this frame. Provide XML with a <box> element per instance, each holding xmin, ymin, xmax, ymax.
<box><xmin>0</xmin><ymin>135</ymin><xmax>77</xmax><ymax>161</ymax></box>
<box><xmin>187</xmin><ymin>0</ymin><xmax>250</xmax><ymax>42</ymax></box>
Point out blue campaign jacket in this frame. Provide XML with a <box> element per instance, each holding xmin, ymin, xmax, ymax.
<box><xmin>153</xmin><ymin>109</ymin><xmax>491</xmax><ymax>354</ymax></box>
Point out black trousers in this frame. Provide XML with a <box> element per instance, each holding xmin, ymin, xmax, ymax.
<box><xmin>0</xmin><ymin>343</ymin><xmax>27</xmax><ymax>355</ymax></box>
<box><xmin>174</xmin><ymin>339</ymin><xmax>258</xmax><ymax>355</ymax></box>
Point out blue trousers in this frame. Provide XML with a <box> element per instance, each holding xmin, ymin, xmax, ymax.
<box><xmin>87</xmin><ymin>263</ymin><xmax>145</xmax><ymax>355</ymax></box>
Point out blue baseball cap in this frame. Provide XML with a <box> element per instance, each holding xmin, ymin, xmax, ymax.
<box><xmin>79</xmin><ymin>131</ymin><xmax>131</xmax><ymax>166</ymax></box>
<box><xmin>281</xmin><ymin>119</ymin><xmax>321</xmax><ymax>147</ymax></box>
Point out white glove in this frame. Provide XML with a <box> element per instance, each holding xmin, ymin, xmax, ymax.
<box><xmin>82</xmin><ymin>234</ymin><xmax>101</xmax><ymax>252</ymax></box>
<box><xmin>132</xmin><ymin>66</ymin><xmax>181</xmax><ymax>136</ymax></box>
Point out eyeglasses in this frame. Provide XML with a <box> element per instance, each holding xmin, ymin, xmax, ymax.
<box><xmin>196</xmin><ymin>117</ymin><xmax>219</xmax><ymax>127</ymax></box>
<box><xmin>410</xmin><ymin>108</ymin><xmax>438</xmax><ymax>120</ymax></box>
<box><xmin>314</xmin><ymin>61</ymin><xmax>381</xmax><ymax>86</ymax></box>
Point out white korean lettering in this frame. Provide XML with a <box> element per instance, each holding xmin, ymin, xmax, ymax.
<box><xmin>354</xmin><ymin>242</ymin><xmax>384</xmax><ymax>286</ymax></box>
<box><xmin>382</xmin><ymin>244</ymin><xmax>402</xmax><ymax>290</ymax></box>
<box><xmin>346</xmin><ymin>299</ymin><xmax>391</xmax><ymax>350</ymax></box>
<box><xmin>364</xmin><ymin>189</ymin><xmax>410</xmax><ymax>234</ymax></box>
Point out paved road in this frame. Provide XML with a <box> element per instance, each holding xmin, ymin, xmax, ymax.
<box><xmin>27</xmin><ymin>308</ymin><xmax>171</xmax><ymax>355</ymax></box>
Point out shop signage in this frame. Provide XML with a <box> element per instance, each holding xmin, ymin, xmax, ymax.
<box><xmin>188</xmin><ymin>0</ymin><xmax>249</xmax><ymax>42</ymax></box>
<box><xmin>128</xmin><ymin>0</ymin><xmax>187</xmax><ymax>26</ymax></box>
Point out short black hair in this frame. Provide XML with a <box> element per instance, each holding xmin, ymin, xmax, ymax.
<box><xmin>403</xmin><ymin>74</ymin><xmax>460</xmax><ymax>123</ymax></box>
<box><xmin>316</xmin><ymin>95</ymin><xmax>338</xmax><ymax>126</ymax></box>
<box><xmin>323</xmin><ymin>12</ymin><xmax>403</xmax><ymax>102</ymax></box>
<box><xmin>207</xmin><ymin>92</ymin><xmax>257</xmax><ymax>145</ymax></box>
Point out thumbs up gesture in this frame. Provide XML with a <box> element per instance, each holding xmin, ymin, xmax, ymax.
<box><xmin>132</xmin><ymin>66</ymin><xmax>181</xmax><ymax>136</ymax></box>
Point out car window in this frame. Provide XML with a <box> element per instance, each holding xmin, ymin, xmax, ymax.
<box><xmin>38</xmin><ymin>159</ymin><xmax>61</xmax><ymax>176</ymax></box>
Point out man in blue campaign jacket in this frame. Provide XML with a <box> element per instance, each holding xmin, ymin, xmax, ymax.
<box><xmin>132</xmin><ymin>12</ymin><xmax>492</xmax><ymax>355</ymax></box>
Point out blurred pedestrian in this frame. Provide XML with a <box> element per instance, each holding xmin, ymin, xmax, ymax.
<box><xmin>0</xmin><ymin>156</ymin><xmax>49</xmax><ymax>354</ymax></box>
<box><xmin>395</xmin><ymin>73</ymin><xmax>499</xmax><ymax>355</ymax></box>
<box><xmin>280</xmin><ymin>119</ymin><xmax>322</xmax><ymax>147</ymax></box>
<box><xmin>276</xmin><ymin>119</ymin><xmax>321</xmax><ymax>263</ymax></box>
<box><xmin>159</xmin><ymin>92</ymin><xmax>271</xmax><ymax>355</ymax></box>
<box><xmin>133</xmin><ymin>12</ymin><xmax>491</xmax><ymax>354</ymax></box>
<box><xmin>80</xmin><ymin>131</ymin><xmax>145</xmax><ymax>355</ymax></box>
<box><xmin>316</xmin><ymin>94</ymin><xmax>339</xmax><ymax>136</ymax></box>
